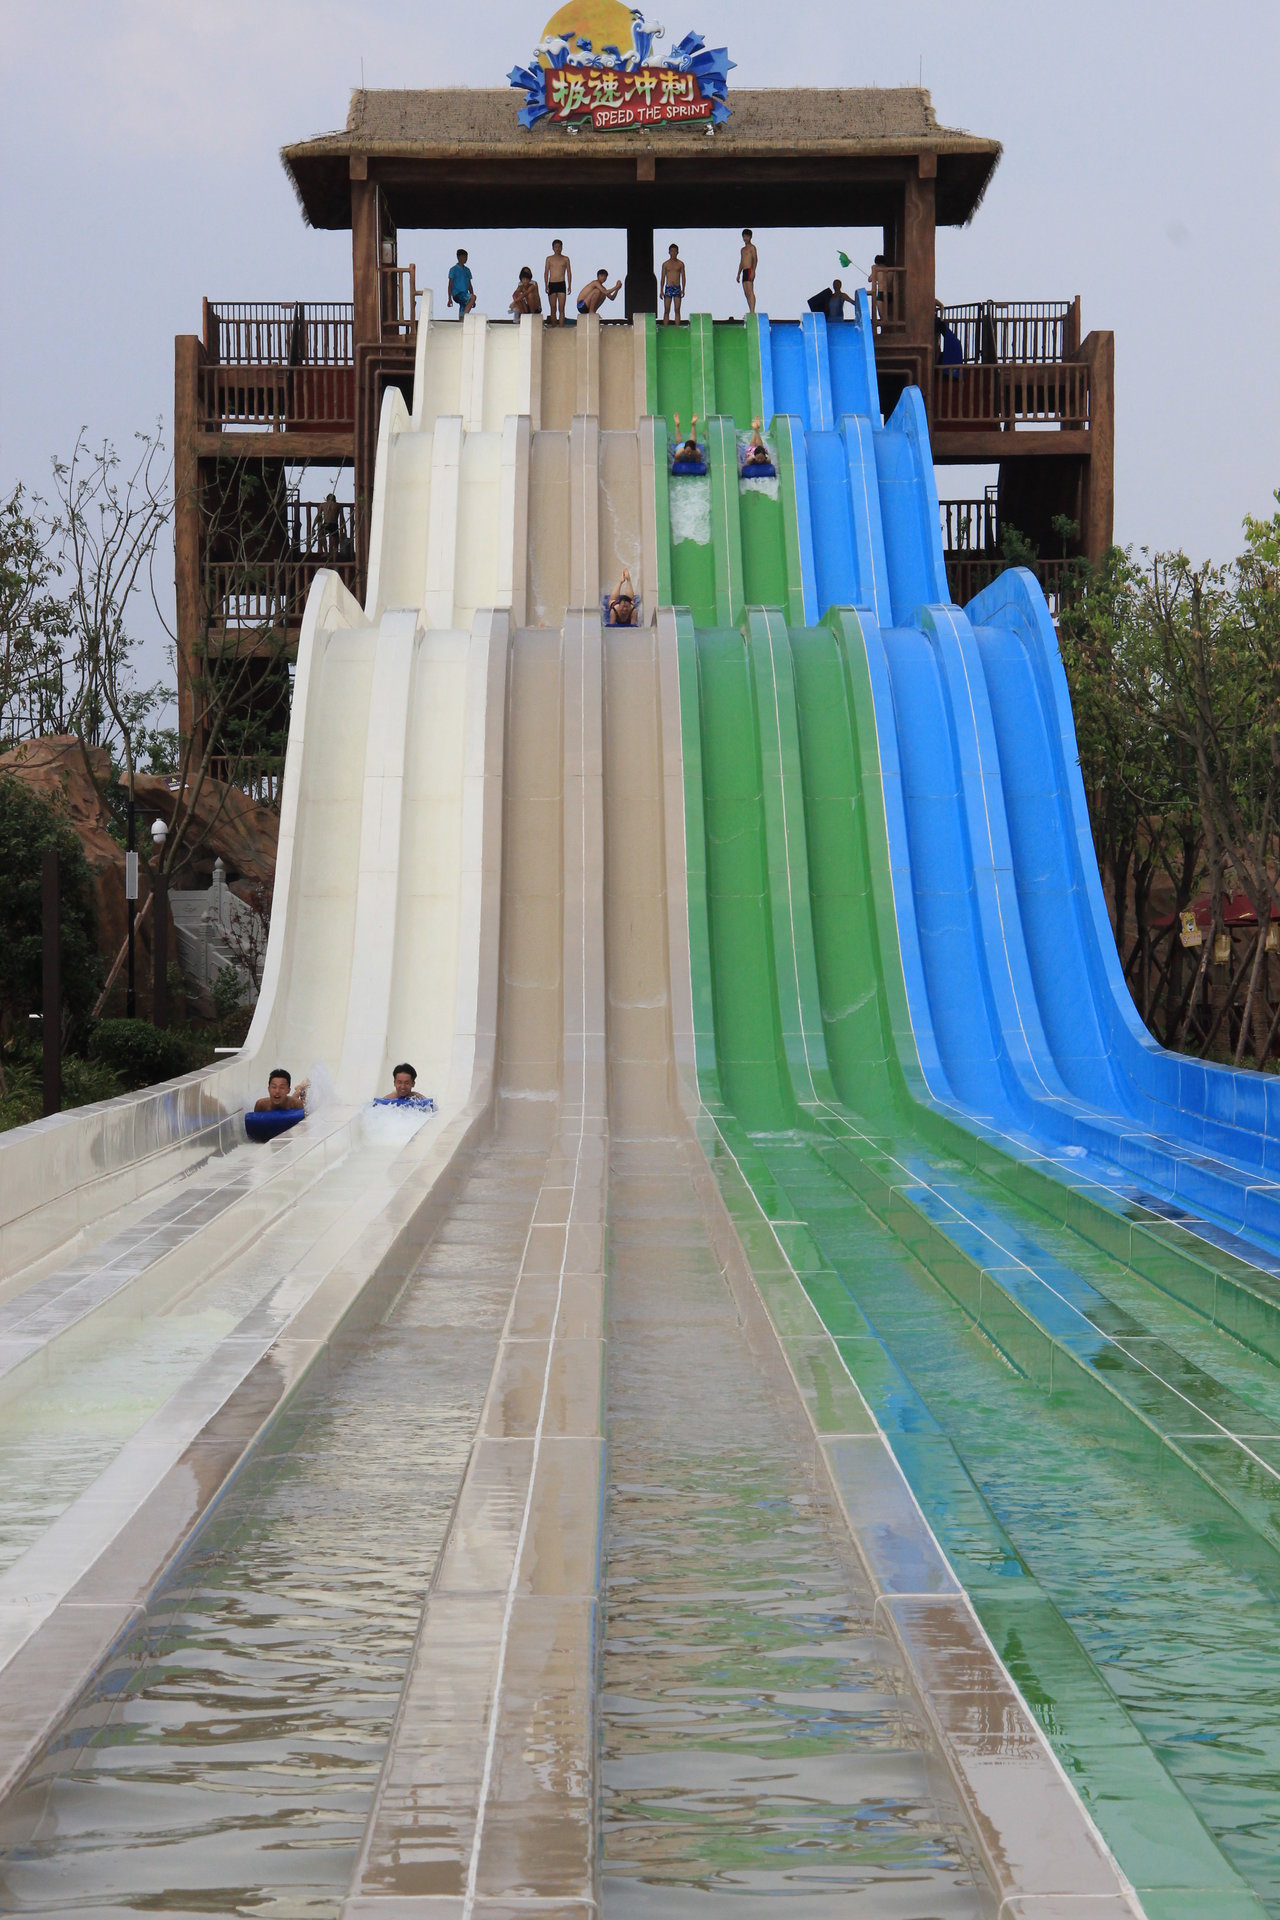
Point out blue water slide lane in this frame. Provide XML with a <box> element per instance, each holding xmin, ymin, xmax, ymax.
<box><xmin>786</xmin><ymin>291</ymin><xmax>1280</xmax><ymax>1254</ymax></box>
<box><xmin>970</xmin><ymin>569</ymin><xmax>1280</xmax><ymax>1167</ymax></box>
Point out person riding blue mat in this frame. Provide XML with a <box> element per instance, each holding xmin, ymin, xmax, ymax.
<box><xmin>671</xmin><ymin>413</ymin><xmax>705</xmax><ymax>473</ymax></box>
<box><xmin>374</xmin><ymin>1062</ymin><xmax>435</xmax><ymax>1111</ymax></box>
<box><xmin>245</xmin><ymin>1067</ymin><xmax>308</xmax><ymax>1140</ymax></box>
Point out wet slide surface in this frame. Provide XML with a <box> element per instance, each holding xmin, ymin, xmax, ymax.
<box><xmin>0</xmin><ymin>570</ymin><xmax>574</xmax><ymax>1911</ymax></box>
<box><xmin>597</xmin><ymin>627</ymin><xmax>995</xmax><ymax>1915</ymax></box>
<box><xmin>0</xmin><ymin>1152</ymin><xmax>543</xmax><ymax>1913</ymax></box>
<box><xmin>662</xmin><ymin>310</ymin><xmax>1280</xmax><ymax>1914</ymax></box>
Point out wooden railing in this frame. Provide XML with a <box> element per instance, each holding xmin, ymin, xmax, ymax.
<box><xmin>203</xmin><ymin>552</ymin><xmax>359</xmax><ymax>636</ymax></box>
<box><xmin>939</xmin><ymin>495</ymin><xmax>1000</xmax><ymax>557</ymax></box>
<box><xmin>937</xmin><ymin>299</ymin><xmax>1079</xmax><ymax>365</ymax></box>
<box><xmin>198</xmin><ymin>362</ymin><xmax>357</xmax><ymax>431</ymax></box>
<box><xmin>940</xmin><ymin>496</ymin><xmax>1072</xmax><ymax>613</ymax></box>
<box><xmin>379</xmin><ymin>266</ymin><xmax>418</xmax><ymax>339</ymax></box>
<box><xmin>206</xmin><ymin>757</ymin><xmax>285</xmax><ymax>808</ymax></box>
<box><xmin>203</xmin><ymin>300</ymin><xmax>354</xmax><ymax>367</ymax></box>
<box><xmin>290</xmin><ymin>498</ymin><xmax>355</xmax><ymax>558</ymax></box>
<box><xmin>870</xmin><ymin>264</ymin><xmax>906</xmax><ymax>334</ymax></box>
<box><xmin>932</xmin><ymin>361</ymin><xmax>1091</xmax><ymax>430</ymax></box>
<box><xmin>942</xmin><ymin>546</ymin><xmax>1070</xmax><ymax>618</ymax></box>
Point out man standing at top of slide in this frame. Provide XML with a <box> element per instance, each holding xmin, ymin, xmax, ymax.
<box><xmin>737</xmin><ymin>229</ymin><xmax>758</xmax><ymax>314</ymax></box>
<box><xmin>545</xmin><ymin>238</ymin><xmax>572</xmax><ymax>326</ymax></box>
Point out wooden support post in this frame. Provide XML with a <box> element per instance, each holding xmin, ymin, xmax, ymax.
<box><xmin>42</xmin><ymin>847</ymin><xmax>60</xmax><ymax>1117</ymax></box>
<box><xmin>351</xmin><ymin>162</ymin><xmax>380</xmax><ymax>349</ymax></box>
<box><xmin>625</xmin><ymin>220</ymin><xmax>656</xmax><ymax>322</ymax></box>
<box><xmin>152</xmin><ymin>867</ymin><xmax>169</xmax><ymax>1030</ymax></box>
<box><xmin>173</xmin><ymin>336</ymin><xmax>202</xmax><ymax>749</ymax></box>
<box><xmin>903</xmin><ymin>157</ymin><xmax>937</xmax><ymax>392</ymax></box>
<box><xmin>1079</xmin><ymin>330</ymin><xmax>1115</xmax><ymax>558</ymax></box>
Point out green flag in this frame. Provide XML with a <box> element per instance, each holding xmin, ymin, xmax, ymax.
<box><xmin>838</xmin><ymin>251</ymin><xmax>852</xmax><ymax>268</ymax></box>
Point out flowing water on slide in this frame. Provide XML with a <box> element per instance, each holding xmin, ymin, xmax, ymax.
<box><xmin>0</xmin><ymin>1152</ymin><xmax>544</xmax><ymax>1915</ymax></box>
<box><xmin>597</xmin><ymin>627</ymin><xmax>993</xmax><ymax>1916</ymax></box>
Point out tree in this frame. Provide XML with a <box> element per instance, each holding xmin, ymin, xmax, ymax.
<box><xmin>1058</xmin><ymin>545</ymin><xmax>1204</xmax><ymax>1039</ymax></box>
<box><xmin>0</xmin><ymin>776</ymin><xmax>101</xmax><ymax>1069</ymax></box>
<box><xmin>0</xmin><ymin>484</ymin><xmax>71</xmax><ymax>742</ymax></box>
<box><xmin>42</xmin><ymin>434</ymin><xmax>290</xmax><ymax>1005</ymax></box>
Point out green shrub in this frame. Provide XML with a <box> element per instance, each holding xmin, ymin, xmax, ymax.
<box><xmin>212</xmin><ymin>964</ymin><xmax>246</xmax><ymax>1023</ymax></box>
<box><xmin>0</xmin><ymin>1045</ymin><xmax>122</xmax><ymax>1133</ymax></box>
<box><xmin>88</xmin><ymin>1019</ymin><xmax>204</xmax><ymax>1090</ymax></box>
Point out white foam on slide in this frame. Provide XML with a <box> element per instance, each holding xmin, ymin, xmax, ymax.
<box><xmin>670</xmin><ymin>472</ymin><xmax>711</xmax><ymax>546</ymax></box>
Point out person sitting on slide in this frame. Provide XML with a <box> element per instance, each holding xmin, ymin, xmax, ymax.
<box><xmin>672</xmin><ymin>413</ymin><xmax>702</xmax><ymax>467</ymax></box>
<box><xmin>609</xmin><ymin>568</ymin><xmax>637</xmax><ymax>626</ymax></box>
<box><xmin>254</xmin><ymin>1069</ymin><xmax>308</xmax><ymax>1113</ymax></box>
<box><xmin>742</xmin><ymin>417</ymin><xmax>772</xmax><ymax>466</ymax></box>
<box><xmin>376</xmin><ymin>1062</ymin><xmax>435</xmax><ymax>1109</ymax></box>
<box><xmin>510</xmin><ymin>266</ymin><xmax>542</xmax><ymax>317</ymax></box>
<box><xmin>577</xmin><ymin>269</ymin><xmax>621</xmax><ymax>317</ymax></box>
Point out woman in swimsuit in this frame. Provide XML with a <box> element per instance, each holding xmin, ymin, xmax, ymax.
<box><xmin>510</xmin><ymin>267</ymin><xmax>542</xmax><ymax>317</ymax></box>
<box><xmin>743</xmin><ymin>416</ymin><xmax>772</xmax><ymax>466</ymax></box>
<box><xmin>608</xmin><ymin>568</ymin><xmax>637</xmax><ymax>626</ymax></box>
<box><xmin>672</xmin><ymin>413</ymin><xmax>702</xmax><ymax>466</ymax></box>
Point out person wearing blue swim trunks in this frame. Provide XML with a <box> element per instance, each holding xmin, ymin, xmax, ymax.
<box><xmin>447</xmin><ymin>249</ymin><xmax>476</xmax><ymax>316</ymax></box>
<box><xmin>660</xmin><ymin>244</ymin><xmax>686</xmax><ymax>324</ymax></box>
<box><xmin>577</xmin><ymin>268</ymin><xmax>621</xmax><ymax>316</ymax></box>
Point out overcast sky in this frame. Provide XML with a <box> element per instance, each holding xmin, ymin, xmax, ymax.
<box><xmin>2</xmin><ymin>0</ymin><xmax>1277</xmax><ymax>678</ymax></box>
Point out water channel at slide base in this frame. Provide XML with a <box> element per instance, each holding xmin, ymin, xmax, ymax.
<box><xmin>0</xmin><ymin>301</ymin><xmax>1278</xmax><ymax>1917</ymax></box>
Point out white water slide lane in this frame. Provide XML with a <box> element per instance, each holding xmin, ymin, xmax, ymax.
<box><xmin>0</xmin><ymin>301</ymin><xmax>537</xmax><ymax>1797</ymax></box>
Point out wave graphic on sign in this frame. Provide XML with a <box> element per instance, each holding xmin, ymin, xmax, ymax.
<box><xmin>507</xmin><ymin>14</ymin><xmax>733</xmax><ymax>129</ymax></box>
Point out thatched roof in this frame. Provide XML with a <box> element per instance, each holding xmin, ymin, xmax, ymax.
<box><xmin>282</xmin><ymin>86</ymin><xmax>1001</xmax><ymax>230</ymax></box>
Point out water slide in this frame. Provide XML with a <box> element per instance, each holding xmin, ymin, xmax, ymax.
<box><xmin>0</xmin><ymin>296</ymin><xmax>540</xmax><ymax>1833</ymax></box>
<box><xmin>0</xmin><ymin>301</ymin><xmax>1147</xmax><ymax>1914</ymax></box>
<box><xmin>657</xmin><ymin>301</ymin><xmax>1280</xmax><ymax>1911</ymax></box>
<box><xmin>779</xmin><ymin>297</ymin><xmax>1280</xmax><ymax>1251</ymax></box>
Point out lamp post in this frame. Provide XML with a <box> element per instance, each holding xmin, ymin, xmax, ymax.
<box><xmin>124</xmin><ymin>797</ymin><xmax>138</xmax><ymax>1017</ymax></box>
<box><xmin>151</xmin><ymin>818</ymin><xmax>170</xmax><ymax>1029</ymax></box>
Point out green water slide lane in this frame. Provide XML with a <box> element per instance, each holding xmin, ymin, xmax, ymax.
<box><xmin>657</xmin><ymin>319</ymin><xmax>1280</xmax><ymax>1914</ymax></box>
<box><xmin>698</xmin><ymin>608</ymin><xmax>1274</xmax><ymax>1914</ymax></box>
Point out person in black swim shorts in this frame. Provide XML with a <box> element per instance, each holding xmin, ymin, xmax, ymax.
<box><xmin>544</xmin><ymin>239</ymin><xmax>571</xmax><ymax>326</ymax></box>
<box><xmin>737</xmin><ymin>229</ymin><xmax>758</xmax><ymax>314</ymax></box>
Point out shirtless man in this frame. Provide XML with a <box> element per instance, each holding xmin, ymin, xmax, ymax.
<box><xmin>378</xmin><ymin>1062</ymin><xmax>433</xmax><ymax>1108</ymax></box>
<box><xmin>737</xmin><ymin>228</ymin><xmax>758</xmax><ymax>314</ymax></box>
<box><xmin>577</xmin><ymin>268</ymin><xmax>621</xmax><ymax>317</ymax></box>
<box><xmin>608</xmin><ymin>567</ymin><xmax>637</xmax><ymax>625</ymax></box>
<box><xmin>660</xmin><ymin>243</ymin><xmax>686</xmax><ymax>325</ymax></box>
<box><xmin>544</xmin><ymin>239</ymin><xmax>571</xmax><ymax>325</ymax></box>
<box><xmin>254</xmin><ymin>1068</ymin><xmax>308</xmax><ymax>1114</ymax></box>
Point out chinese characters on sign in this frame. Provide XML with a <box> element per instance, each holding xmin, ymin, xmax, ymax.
<box><xmin>508</xmin><ymin>22</ymin><xmax>732</xmax><ymax>131</ymax></box>
<box><xmin>545</xmin><ymin>62</ymin><xmax>713</xmax><ymax>129</ymax></box>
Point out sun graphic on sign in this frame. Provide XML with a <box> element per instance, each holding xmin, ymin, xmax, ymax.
<box><xmin>540</xmin><ymin>1</ymin><xmax>645</xmax><ymax>61</ymax></box>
